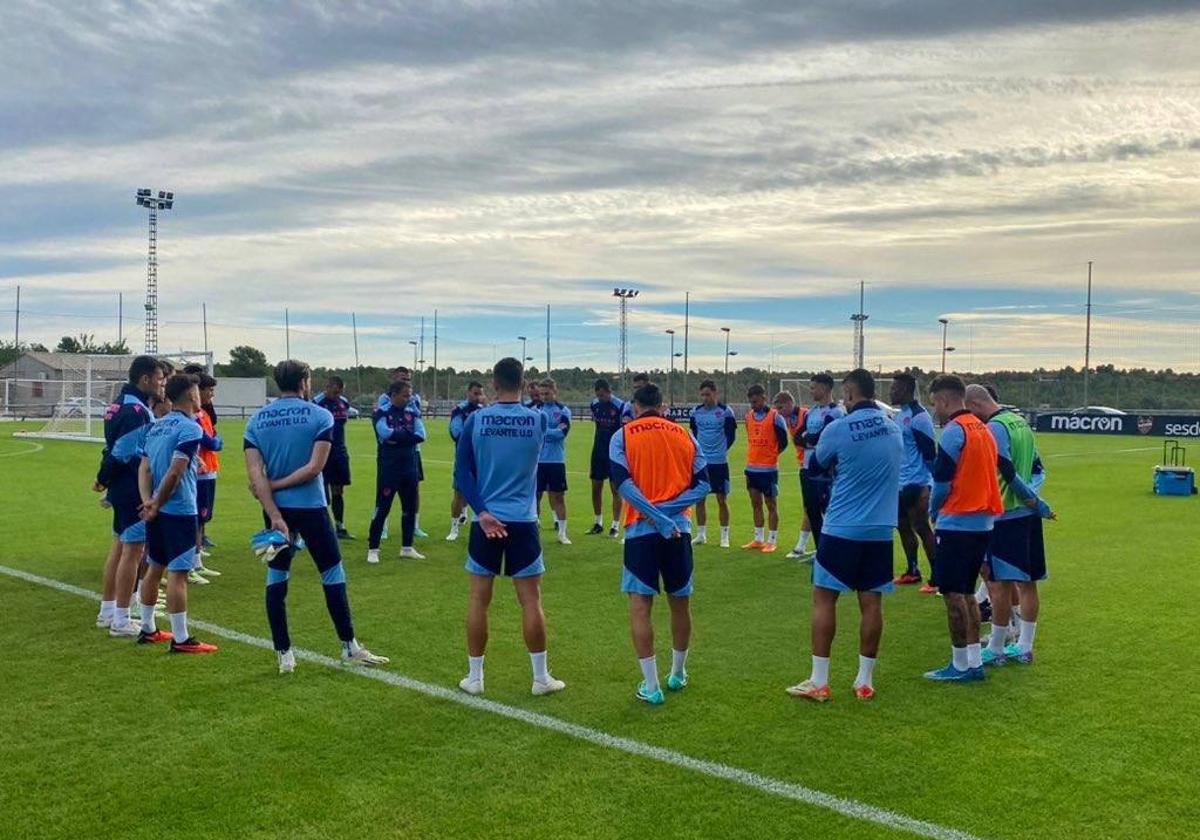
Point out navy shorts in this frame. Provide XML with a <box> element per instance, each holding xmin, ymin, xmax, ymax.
<box><xmin>744</xmin><ymin>470</ymin><xmax>779</xmax><ymax>498</ymax></box>
<box><xmin>146</xmin><ymin>512</ymin><xmax>198</xmax><ymax>572</ymax></box>
<box><xmin>813</xmin><ymin>534</ymin><xmax>895</xmax><ymax>593</ymax></box>
<box><xmin>537</xmin><ymin>463</ymin><xmax>568</xmax><ymax>493</ymax></box>
<box><xmin>323</xmin><ymin>448</ymin><xmax>352</xmax><ymax>487</ymax></box>
<box><xmin>197</xmin><ymin>479</ymin><xmax>216</xmax><ymax>524</ymax></box>
<box><xmin>110</xmin><ymin>496</ymin><xmax>146</xmax><ymax>544</ymax></box>
<box><xmin>898</xmin><ymin>483</ymin><xmax>928</xmax><ymax>521</ymax></box>
<box><xmin>622</xmin><ymin>533</ymin><xmax>694</xmax><ymax>597</ymax></box>
<box><xmin>933</xmin><ymin>529</ymin><xmax>992</xmax><ymax>594</ymax></box>
<box><xmin>705</xmin><ymin>463</ymin><xmax>731</xmax><ymax>496</ymax></box>
<box><xmin>466</xmin><ymin>521</ymin><xmax>544</xmax><ymax>578</ymax></box>
<box><xmin>987</xmin><ymin>515</ymin><xmax>1047</xmax><ymax>582</ymax></box>
<box><xmin>590</xmin><ymin>445</ymin><xmax>611</xmax><ymax>482</ymax></box>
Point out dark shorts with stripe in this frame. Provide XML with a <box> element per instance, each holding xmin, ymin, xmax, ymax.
<box><xmin>987</xmin><ymin>515</ymin><xmax>1047</xmax><ymax>582</ymax></box>
<box><xmin>146</xmin><ymin>512</ymin><xmax>198</xmax><ymax>572</ymax></box>
<box><xmin>933</xmin><ymin>529</ymin><xmax>991</xmax><ymax>594</ymax></box>
<box><xmin>898</xmin><ymin>483</ymin><xmax>928</xmax><ymax>521</ymax></box>
<box><xmin>323</xmin><ymin>447</ymin><xmax>352</xmax><ymax>487</ymax></box>
<box><xmin>705</xmin><ymin>463</ymin><xmax>731</xmax><ymax>496</ymax></box>
<box><xmin>466</xmin><ymin>521</ymin><xmax>543</xmax><ymax>578</ymax></box>
<box><xmin>537</xmin><ymin>463</ymin><xmax>568</xmax><ymax>493</ymax></box>
<box><xmin>622</xmin><ymin>533</ymin><xmax>694</xmax><ymax>597</ymax></box>
<box><xmin>590</xmin><ymin>443</ymin><xmax>612</xmax><ymax>482</ymax></box>
<box><xmin>197</xmin><ymin>479</ymin><xmax>216</xmax><ymax>524</ymax></box>
<box><xmin>744</xmin><ymin>470</ymin><xmax>779</xmax><ymax>498</ymax></box>
<box><xmin>813</xmin><ymin>534</ymin><xmax>895</xmax><ymax>593</ymax></box>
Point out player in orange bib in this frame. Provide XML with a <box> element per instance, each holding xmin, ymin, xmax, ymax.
<box><xmin>773</xmin><ymin>391</ymin><xmax>815</xmax><ymax>559</ymax></box>
<box><xmin>742</xmin><ymin>384</ymin><xmax>788</xmax><ymax>552</ymax></box>
<box><xmin>608</xmin><ymin>383</ymin><xmax>710</xmax><ymax>705</ymax></box>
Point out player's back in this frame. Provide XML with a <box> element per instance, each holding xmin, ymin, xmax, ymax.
<box><xmin>820</xmin><ymin>404</ymin><xmax>903</xmax><ymax>537</ymax></box>
<box><xmin>464</xmin><ymin>402</ymin><xmax>547</xmax><ymax>522</ymax></box>
<box><xmin>143</xmin><ymin>410</ymin><xmax>203</xmax><ymax>515</ymax></box>
<box><xmin>245</xmin><ymin>396</ymin><xmax>334</xmax><ymax>509</ymax></box>
<box><xmin>897</xmin><ymin>401</ymin><xmax>935</xmax><ymax>486</ymax></box>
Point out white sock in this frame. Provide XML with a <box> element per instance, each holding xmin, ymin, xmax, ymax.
<box><xmin>767</xmin><ymin>530</ymin><xmax>778</xmax><ymax>545</ymax></box>
<box><xmin>952</xmin><ymin>646</ymin><xmax>969</xmax><ymax>671</ymax></box>
<box><xmin>558</xmin><ymin>520</ymin><xmax>568</xmax><ymax>536</ymax></box>
<box><xmin>414</xmin><ymin>514</ymin><xmax>421</xmax><ymax>530</ymax></box>
<box><xmin>610</xmin><ymin>520</ymin><xmax>619</xmax><ymax>531</ymax></box>
<box><xmin>1018</xmin><ymin>620</ymin><xmax>1037</xmax><ymax>653</ymax></box>
<box><xmin>468</xmin><ymin>655</ymin><xmax>485</xmax><ymax>681</ymax></box>
<box><xmin>99</xmin><ymin>600</ymin><xmax>115</xmax><ymax>619</ymax></box>
<box><xmin>139</xmin><ymin>601</ymin><xmax>156</xmax><ymax>633</ymax></box>
<box><xmin>988</xmin><ymin>625</ymin><xmax>1007</xmax><ymax>654</ymax></box>
<box><xmin>754</xmin><ymin>527</ymin><xmax>765</xmax><ymax>542</ymax></box>
<box><xmin>169</xmin><ymin>612</ymin><xmax>188</xmax><ymax>643</ymax></box>
<box><xmin>343</xmin><ymin>638</ymin><xmax>363</xmax><ymax>656</ymax></box>
<box><xmin>458</xmin><ymin>513</ymin><xmax>469</xmax><ymax>525</ymax></box>
<box><xmin>854</xmin><ymin>655</ymin><xmax>876</xmax><ymax>688</ymax></box>
<box><xmin>810</xmin><ymin>655</ymin><xmax>830</xmax><ymax>687</ymax></box>
<box><xmin>530</xmin><ymin>651</ymin><xmax>549</xmax><ymax>682</ymax></box>
<box><xmin>720</xmin><ymin>526</ymin><xmax>730</xmax><ymax>541</ymax></box>
<box><xmin>639</xmin><ymin>655</ymin><xmax>659</xmax><ymax>691</ymax></box>
<box><xmin>671</xmin><ymin>648</ymin><xmax>688</xmax><ymax>677</ymax></box>
<box><xmin>594</xmin><ymin>515</ymin><xmax>603</xmax><ymax>526</ymax></box>
<box><xmin>798</xmin><ymin>530</ymin><xmax>811</xmax><ymax>551</ymax></box>
<box><xmin>113</xmin><ymin>605</ymin><xmax>130</xmax><ymax>628</ymax></box>
<box><xmin>696</xmin><ymin>525</ymin><xmax>707</xmax><ymax>539</ymax></box>
<box><xmin>967</xmin><ymin>643</ymin><xmax>983</xmax><ymax>669</ymax></box>
<box><xmin>975</xmin><ymin>580</ymin><xmax>989</xmax><ymax>604</ymax></box>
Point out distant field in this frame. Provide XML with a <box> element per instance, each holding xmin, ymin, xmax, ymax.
<box><xmin>0</xmin><ymin>421</ymin><xmax>1196</xmax><ymax>839</ymax></box>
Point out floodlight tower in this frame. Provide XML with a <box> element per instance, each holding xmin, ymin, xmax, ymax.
<box><xmin>851</xmin><ymin>280</ymin><xmax>868</xmax><ymax>369</ymax></box>
<box><xmin>135</xmin><ymin>188</ymin><xmax>174</xmax><ymax>354</ymax></box>
<box><xmin>613</xmin><ymin>288</ymin><xmax>639</xmax><ymax>392</ymax></box>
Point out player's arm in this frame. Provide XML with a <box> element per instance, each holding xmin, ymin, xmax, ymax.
<box><xmin>244</xmin><ymin>445</ymin><xmax>287</xmax><ymax>534</ymax></box>
<box><xmin>95</xmin><ymin>410</ymin><xmax>132</xmax><ymax>488</ymax></box>
<box><xmin>448</xmin><ymin>410</ymin><xmax>464</xmax><ymax>442</ymax></box>
<box><xmin>608</xmin><ymin>431</ymin><xmax>677</xmax><ymax>537</ymax></box>
<box><xmin>723</xmin><ymin>409</ymin><xmax>737</xmax><ymax>450</ymax></box>
<box><xmin>808</xmin><ymin>423</ymin><xmax>840</xmax><ymax>478</ymax></box>
<box><xmin>657</xmin><ymin>438</ymin><xmax>711</xmax><ymax>516</ymax></box>
<box><xmin>142</xmin><ymin>433</ymin><xmax>199</xmax><ymax>521</ymax></box>
<box><xmin>913</xmin><ymin>413</ymin><xmax>937</xmax><ymax>466</ymax></box>
<box><xmin>929</xmin><ymin>424</ymin><xmax>963</xmax><ymax>522</ymax></box>
<box><xmin>137</xmin><ymin>455</ymin><xmax>153</xmax><ymax>506</ymax></box>
<box><xmin>200</xmin><ymin>429</ymin><xmax>223</xmax><ymax>451</ymax></box>
<box><xmin>773</xmin><ymin>413</ymin><xmax>788</xmax><ymax>453</ymax></box>
<box><xmin>988</xmin><ymin>421</ymin><xmax>1039</xmax><ymax>504</ymax></box>
<box><xmin>453</xmin><ymin>416</ymin><xmax>488</xmax><ymax>517</ymax></box>
<box><xmin>269</xmin><ymin>413</ymin><xmax>334</xmax><ymax>491</ymax></box>
<box><xmin>688</xmin><ymin>413</ymin><xmax>698</xmax><ymax>436</ymax></box>
<box><xmin>559</xmin><ymin>406</ymin><xmax>571</xmax><ymax>437</ymax></box>
<box><xmin>802</xmin><ymin>411</ymin><xmax>832</xmax><ymax>448</ymax></box>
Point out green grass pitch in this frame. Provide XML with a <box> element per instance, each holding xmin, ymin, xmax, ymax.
<box><xmin>0</xmin><ymin>420</ymin><xmax>1196</xmax><ymax>839</ymax></box>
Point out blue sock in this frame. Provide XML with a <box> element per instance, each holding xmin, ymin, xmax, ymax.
<box><xmin>319</xmin><ymin>563</ymin><xmax>354</xmax><ymax>642</ymax></box>
<box><xmin>266</xmin><ymin>579</ymin><xmax>290</xmax><ymax>652</ymax></box>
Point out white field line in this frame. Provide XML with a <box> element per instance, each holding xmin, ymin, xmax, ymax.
<box><xmin>0</xmin><ymin>440</ymin><xmax>44</xmax><ymax>457</ymax></box>
<box><xmin>0</xmin><ymin>563</ymin><xmax>985</xmax><ymax>840</ymax></box>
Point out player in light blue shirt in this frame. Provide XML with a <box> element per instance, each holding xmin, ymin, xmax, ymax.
<box><xmin>787</xmin><ymin>370</ymin><xmax>902</xmax><ymax>702</ymax></box>
<box><xmin>453</xmin><ymin>358</ymin><xmax>564</xmax><ymax>698</ymax></box>
<box><xmin>536</xmin><ymin>378</ymin><xmax>573</xmax><ymax>544</ymax></box>
<box><xmin>799</xmin><ymin>373</ymin><xmax>846</xmax><ymax>552</ymax></box>
<box><xmin>446</xmin><ymin>380</ymin><xmax>487</xmax><ymax>542</ymax></box>
<box><xmin>246</xmin><ymin>360</ymin><xmax>388</xmax><ymax>674</ymax></box>
<box><xmin>134</xmin><ymin>373</ymin><xmax>216</xmax><ymax>654</ymax></box>
<box><xmin>688</xmin><ymin>379</ymin><xmax>737</xmax><ymax>547</ymax></box>
<box><xmin>889</xmin><ymin>374</ymin><xmax>938</xmax><ymax>587</ymax></box>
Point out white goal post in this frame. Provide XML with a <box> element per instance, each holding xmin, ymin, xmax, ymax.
<box><xmin>9</xmin><ymin>351</ymin><xmax>213</xmax><ymax>444</ymax></box>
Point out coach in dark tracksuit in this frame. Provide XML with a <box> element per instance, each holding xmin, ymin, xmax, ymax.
<box><xmin>368</xmin><ymin>380</ymin><xmax>426</xmax><ymax>556</ymax></box>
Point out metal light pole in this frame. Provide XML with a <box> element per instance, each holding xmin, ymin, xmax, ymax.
<box><xmin>665</xmin><ymin>329</ymin><xmax>675</xmax><ymax>405</ymax></box>
<box><xmin>938</xmin><ymin>318</ymin><xmax>949</xmax><ymax>373</ymax></box>
<box><xmin>721</xmin><ymin>327</ymin><xmax>732</xmax><ymax>395</ymax></box>
<box><xmin>351</xmin><ymin>312</ymin><xmax>363</xmax><ymax>397</ymax></box>
<box><xmin>518</xmin><ymin>335</ymin><xmax>527</xmax><ymax>363</ymax></box>
<box><xmin>682</xmin><ymin>291</ymin><xmax>690</xmax><ymax>399</ymax></box>
<box><xmin>1083</xmin><ymin>260</ymin><xmax>1093</xmax><ymax>407</ymax></box>
<box><xmin>285</xmin><ymin>308</ymin><xmax>291</xmax><ymax>358</ymax></box>
<box><xmin>851</xmin><ymin>280</ymin><xmax>867</xmax><ymax>369</ymax></box>
<box><xmin>135</xmin><ymin>188</ymin><xmax>174</xmax><ymax>354</ymax></box>
<box><xmin>613</xmin><ymin>288</ymin><xmax>639</xmax><ymax>392</ymax></box>
<box><xmin>409</xmin><ymin>340</ymin><xmax>418</xmax><ymax>378</ymax></box>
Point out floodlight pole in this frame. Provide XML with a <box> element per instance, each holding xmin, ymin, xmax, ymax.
<box><xmin>518</xmin><ymin>335</ymin><xmax>527</xmax><ymax>363</ymax></box>
<box><xmin>285</xmin><ymin>308</ymin><xmax>291</xmax><ymax>358</ymax></box>
<box><xmin>352</xmin><ymin>312</ymin><xmax>363</xmax><ymax>397</ymax></box>
<box><xmin>939</xmin><ymin>318</ymin><xmax>950</xmax><ymax>373</ymax></box>
<box><xmin>851</xmin><ymin>280</ymin><xmax>868</xmax><ymax>369</ymax></box>
<box><xmin>433</xmin><ymin>309</ymin><xmax>439</xmax><ymax>400</ymax></box>
<box><xmin>135</xmin><ymin>188</ymin><xmax>173</xmax><ymax>355</ymax></box>
<box><xmin>613</xmin><ymin>288</ymin><xmax>639</xmax><ymax>392</ymax></box>
<box><xmin>665</xmin><ymin>329</ymin><xmax>675</xmax><ymax>405</ymax></box>
<box><xmin>1083</xmin><ymin>260</ymin><xmax>1093</xmax><ymax>407</ymax></box>
<box><xmin>683</xmin><ymin>291</ymin><xmax>690</xmax><ymax>400</ymax></box>
<box><xmin>721</xmin><ymin>327</ymin><xmax>732</xmax><ymax>396</ymax></box>
<box><xmin>546</xmin><ymin>304</ymin><xmax>551</xmax><ymax>374</ymax></box>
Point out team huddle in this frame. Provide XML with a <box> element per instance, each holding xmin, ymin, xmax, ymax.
<box><xmin>89</xmin><ymin>354</ymin><xmax>1052</xmax><ymax>703</ymax></box>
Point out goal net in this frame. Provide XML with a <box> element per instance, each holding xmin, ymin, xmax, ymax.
<box><xmin>8</xmin><ymin>351</ymin><xmax>213</xmax><ymax>443</ymax></box>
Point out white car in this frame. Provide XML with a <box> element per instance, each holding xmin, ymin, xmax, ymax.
<box><xmin>1069</xmin><ymin>405</ymin><xmax>1126</xmax><ymax>416</ymax></box>
<box><xmin>55</xmin><ymin>397</ymin><xmax>109</xmax><ymax>418</ymax></box>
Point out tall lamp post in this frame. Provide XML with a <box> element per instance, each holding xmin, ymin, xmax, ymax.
<box><xmin>518</xmin><ymin>335</ymin><xmax>528</xmax><ymax>364</ymax></box>
<box><xmin>938</xmin><ymin>318</ymin><xmax>950</xmax><ymax>373</ymax></box>
<box><xmin>665</xmin><ymin>329</ymin><xmax>676</xmax><ymax>405</ymax></box>
<box><xmin>135</xmin><ymin>188</ymin><xmax>174</xmax><ymax>354</ymax></box>
<box><xmin>613</xmin><ymin>288</ymin><xmax>639</xmax><ymax>392</ymax></box>
<box><xmin>720</xmin><ymin>327</ymin><xmax>732</xmax><ymax>396</ymax></box>
<box><xmin>409</xmin><ymin>340</ymin><xmax>419</xmax><ymax>383</ymax></box>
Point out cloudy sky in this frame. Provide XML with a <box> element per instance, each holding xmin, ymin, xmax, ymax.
<box><xmin>2</xmin><ymin>1</ymin><xmax>1199</xmax><ymax>376</ymax></box>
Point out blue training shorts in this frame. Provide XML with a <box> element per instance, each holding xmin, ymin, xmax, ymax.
<box><xmin>744</xmin><ymin>469</ymin><xmax>779</xmax><ymax>498</ymax></box>
<box><xmin>933</xmin><ymin>529</ymin><xmax>991</xmax><ymax>594</ymax></box>
<box><xmin>987</xmin><ymin>515</ymin><xmax>1047</xmax><ymax>583</ymax></box>
<box><xmin>813</xmin><ymin>534</ymin><xmax>895</xmax><ymax>593</ymax></box>
<box><xmin>146</xmin><ymin>512</ymin><xmax>198</xmax><ymax>572</ymax></box>
<box><xmin>705</xmin><ymin>463</ymin><xmax>731</xmax><ymax>496</ymax></box>
<box><xmin>622</xmin><ymin>533</ymin><xmax>694</xmax><ymax>597</ymax></box>
<box><xmin>466</xmin><ymin>521</ymin><xmax>544</xmax><ymax>578</ymax></box>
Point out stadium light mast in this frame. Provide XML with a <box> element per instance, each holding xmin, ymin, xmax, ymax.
<box><xmin>851</xmin><ymin>280</ymin><xmax>868</xmax><ymax>369</ymax></box>
<box><xmin>682</xmin><ymin>291</ymin><xmax>690</xmax><ymax>399</ymax></box>
<box><xmin>938</xmin><ymin>318</ymin><xmax>950</xmax><ymax>373</ymax></box>
<box><xmin>613</xmin><ymin>288</ymin><xmax>639</xmax><ymax>392</ymax></box>
<box><xmin>408</xmin><ymin>340</ymin><xmax>418</xmax><ymax>381</ymax></box>
<box><xmin>518</xmin><ymin>335</ymin><xmax>528</xmax><ymax>363</ymax></box>
<box><xmin>135</xmin><ymin>188</ymin><xmax>174</xmax><ymax>354</ymax></box>
<box><xmin>665</xmin><ymin>329</ymin><xmax>676</xmax><ymax>405</ymax></box>
<box><xmin>1083</xmin><ymin>260</ymin><xmax>1094</xmax><ymax>407</ymax></box>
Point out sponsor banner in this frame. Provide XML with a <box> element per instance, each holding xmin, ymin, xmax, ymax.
<box><xmin>1035</xmin><ymin>413</ymin><xmax>1200</xmax><ymax>437</ymax></box>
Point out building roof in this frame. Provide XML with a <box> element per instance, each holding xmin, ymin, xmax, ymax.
<box><xmin>5</xmin><ymin>352</ymin><xmax>134</xmax><ymax>377</ymax></box>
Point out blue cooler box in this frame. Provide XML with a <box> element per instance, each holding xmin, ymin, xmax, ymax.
<box><xmin>1153</xmin><ymin>466</ymin><xmax>1196</xmax><ymax>496</ymax></box>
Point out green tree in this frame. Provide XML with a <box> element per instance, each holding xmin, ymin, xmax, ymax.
<box><xmin>224</xmin><ymin>345</ymin><xmax>271</xmax><ymax>377</ymax></box>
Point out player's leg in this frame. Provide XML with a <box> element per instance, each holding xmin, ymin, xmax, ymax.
<box><xmin>925</xmin><ymin>531</ymin><xmax>987</xmax><ymax>681</ymax></box>
<box><xmin>912</xmin><ymin>487</ymin><xmax>936</xmax><ymax>575</ymax></box>
<box><xmin>622</xmin><ymin>535</ymin><xmax>665</xmax><ymax>703</ymax></box>
<box><xmin>661</xmin><ymin>537</ymin><xmax>694</xmax><ymax>691</ymax></box>
<box><xmin>447</xmin><ymin>489</ymin><xmax>466</xmax><ymax>541</ymax></box>
<box><xmin>108</xmin><ymin>539</ymin><xmax>145</xmax><ymax>635</ymax></box>
<box><xmin>589</xmin><ymin>478</ymin><xmax>605</xmax><ymax>534</ymax></box>
<box><xmin>98</xmin><ymin>536</ymin><xmax>121</xmax><ymax>626</ymax></box>
<box><xmin>895</xmin><ymin>487</ymin><xmax>922</xmax><ymax>584</ymax></box>
<box><xmin>762</xmin><ymin>478</ymin><xmax>779</xmax><ymax>551</ymax></box>
<box><xmin>1010</xmin><ymin>582</ymin><xmax>1039</xmax><ymax>660</ymax></box>
<box><xmin>550</xmin><ymin>471</ymin><xmax>570</xmax><ymax>544</ymax></box>
<box><xmin>155</xmin><ymin>515</ymin><xmax>216</xmax><ymax>654</ymax></box>
<box><xmin>330</xmin><ymin>484</ymin><xmax>350</xmax><ymax>538</ymax></box>
<box><xmin>463</xmin><ymin>573</ymin><xmax>495</xmax><ymax>693</ymax></box>
<box><xmin>855</xmin><ymin>592</ymin><xmax>883</xmax><ymax>697</ymax></box>
<box><xmin>136</xmin><ymin>559</ymin><xmax>169</xmax><ymax>643</ymax></box>
<box><xmin>800</xmin><ymin>472</ymin><xmax>823</xmax><ymax>550</ymax></box>
<box><xmin>366</xmin><ymin>481</ymin><xmax>397</xmax><ymax>563</ymax></box>
<box><xmin>399</xmin><ymin>478</ymin><xmax>424</xmax><ymax>559</ymax></box>
<box><xmin>716</xmin><ymin>491</ymin><xmax>731</xmax><ymax>546</ymax></box>
<box><xmin>629</xmin><ymin>594</ymin><xmax>659</xmax><ymax>698</ymax></box>
<box><xmin>513</xmin><ymin>570</ymin><xmax>565</xmax><ymax>695</ymax></box>
<box><xmin>411</xmin><ymin>452</ymin><xmax>427</xmax><ymax>538</ymax></box>
<box><xmin>788</xmin><ymin>585</ymin><xmax>837</xmax><ymax>701</ymax></box>
<box><xmin>743</xmin><ymin>484</ymin><xmax>766</xmax><ymax>548</ymax></box>
<box><xmin>694</xmin><ymin>496</ymin><xmax>708</xmax><ymax>543</ymax></box>
<box><xmin>788</xmin><ymin>474</ymin><xmax>814</xmax><ymax>558</ymax></box>
<box><xmin>609</xmin><ymin>481</ymin><xmax>623</xmax><ymax>538</ymax></box>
